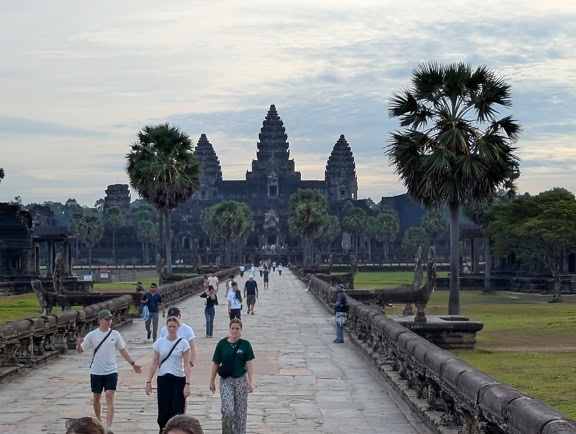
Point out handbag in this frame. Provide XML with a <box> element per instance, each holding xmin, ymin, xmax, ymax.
<box><xmin>336</xmin><ymin>312</ymin><xmax>348</xmax><ymax>327</ymax></box>
<box><xmin>217</xmin><ymin>342</ymin><xmax>241</xmax><ymax>378</ymax></box>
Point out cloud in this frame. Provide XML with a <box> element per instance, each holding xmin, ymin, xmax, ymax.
<box><xmin>0</xmin><ymin>115</ymin><xmax>107</xmax><ymax>137</ymax></box>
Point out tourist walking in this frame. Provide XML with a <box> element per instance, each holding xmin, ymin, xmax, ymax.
<box><xmin>207</xmin><ymin>272</ymin><xmax>219</xmax><ymax>294</ymax></box>
<box><xmin>146</xmin><ymin>316</ymin><xmax>192</xmax><ymax>433</ymax></box>
<box><xmin>239</xmin><ymin>265</ymin><xmax>245</xmax><ymax>277</ymax></box>
<box><xmin>160</xmin><ymin>307</ymin><xmax>197</xmax><ymax>366</ymax></box>
<box><xmin>76</xmin><ymin>310</ymin><xmax>142</xmax><ymax>434</ymax></box>
<box><xmin>259</xmin><ymin>263</ymin><xmax>264</xmax><ymax>277</ymax></box>
<box><xmin>278</xmin><ymin>263</ymin><xmax>283</xmax><ymax>276</ymax></box>
<box><xmin>209</xmin><ymin>319</ymin><xmax>255</xmax><ymax>434</ymax></box>
<box><xmin>262</xmin><ymin>267</ymin><xmax>269</xmax><ymax>290</ymax></box>
<box><xmin>249</xmin><ymin>264</ymin><xmax>255</xmax><ymax>278</ymax></box>
<box><xmin>272</xmin><ymin>261</ymin><xmax>276</xmax><ymax>272</ymax></box>
<box><xmin>227</xmin><ymin>281</ymin><xmax>243</xmax><ymax>319</ymax></box>
<box><xmin>243</xmin><ymin>276</ymin><xmax>259</xmax><ymax>315</ymax></box>
<box><xmin>204</xmin><ymin>285</ymin><xmax>218</xmax><ymax>338</ymax></box>
<box><xmin>333</xmin><ymin>286</ymin><xmax>348</xmax><ymax>343</ymax></box>
<box><xmin>142</xmin><ymin>282</ymin><xmax>165</xmax><ymax>341</ymax></box>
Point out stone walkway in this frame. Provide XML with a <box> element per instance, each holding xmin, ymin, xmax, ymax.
<box><xmin>0</xmin><ymin>269</ymin><xmax>429</xmax><ymax>434</ymax></box>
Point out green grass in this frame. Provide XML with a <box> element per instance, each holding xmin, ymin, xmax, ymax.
<box><xmin>0</xmin><ymin>294</ymin><xmax>78</xmax><ymax>322</ymax></box>
<box><xmin>354</xmin><ymin>271</ymin><xmax>576</xmax><ymax>418</ymax></box>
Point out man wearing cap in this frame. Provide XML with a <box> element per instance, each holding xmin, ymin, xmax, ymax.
<box><xmin>77</xmin><ymin>310</ymin><xmax>142</xmax><ymax>434</ymax></box>
<box><xmin>333</xmin><ymin>286</ymin><xmax>348</xmax><ymax>343</ymax></box>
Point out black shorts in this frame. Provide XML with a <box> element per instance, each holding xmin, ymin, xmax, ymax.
<box><xmin>90</xmin><ymin>373</ymin><xmax>118</xmax><ymax>394</ymax></box>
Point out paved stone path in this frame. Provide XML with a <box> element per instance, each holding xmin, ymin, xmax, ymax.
<box><xmin>0</xmin><ymin>269</ymin><xmax>429</xmax><ymax>434</ymax></box>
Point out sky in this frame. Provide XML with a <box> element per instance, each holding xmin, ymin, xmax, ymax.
<box><xmin>1</xmin><ymin>0</ymin><xmax>575</xmax><ymax>206</ymax></box>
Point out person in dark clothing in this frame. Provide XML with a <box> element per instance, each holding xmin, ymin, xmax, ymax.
<box><xmin>243</xmin><ymin>277</ymin><xmax>258</xmax><ymax>315</ymax></box>
<box><xmin>142</xmin><ymin>283</ymin><xmax>165</xmax><ymax>341</ymax></box>
<box><xmin>205</xmin><ymin>285</ymin><xmax>217</xmax><ymax>338</ymax></box>
<box><xmin>333</xmin><ymin>286</ymin><xmax>348</xmax><ymax>343</ymax></box>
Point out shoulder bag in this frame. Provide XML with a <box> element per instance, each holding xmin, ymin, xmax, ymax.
<box><xmin>159</xmin><ymin>338</ymin><xmax>183</xmax><ymax>368</ymax></box>
<box><xmin>89</xmin><ymin>329</ymin><xmax>113</xmax><ymax>369</ymax></box>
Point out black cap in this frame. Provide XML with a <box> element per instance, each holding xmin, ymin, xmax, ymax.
<box><xmin>167</xmin><ymin>307</ymin><xmax>181</xmax><ymax>317</ymax></box>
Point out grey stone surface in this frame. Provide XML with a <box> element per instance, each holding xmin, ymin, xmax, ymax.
<box><xmin>0</xmin><ymin>269</ymin><xmax>429</xmax><ymax>433</ymax></box>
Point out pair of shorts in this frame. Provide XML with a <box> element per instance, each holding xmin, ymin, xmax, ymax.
<box><xmin>90</xmin><ymin>373</ymin><xmax>118</xmax><ymax>393</ymax></box>
<box><xmin>246</xmin><ymin>294</ymin><xmax>256</xmax><ymax>306</ymax></box>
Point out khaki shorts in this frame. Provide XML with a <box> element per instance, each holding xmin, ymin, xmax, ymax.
<box><xmin>247</xmin><ymin>295</ymin><xmax>256</xmax><ymax>306</ymax></box>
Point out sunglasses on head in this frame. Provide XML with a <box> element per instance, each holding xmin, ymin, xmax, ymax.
<box><xmin>65</xmin><ymin>417</ymin><xmax>99</xmax><ymax>429</ymax></box>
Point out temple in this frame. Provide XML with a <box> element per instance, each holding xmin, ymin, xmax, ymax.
<box><xmin>171</xmin><ymin>104</ymin><xmax>361</xmax><ymax>263</ymax></box>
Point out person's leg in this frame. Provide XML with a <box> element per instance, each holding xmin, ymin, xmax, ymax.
<box><xmin>172</xmin><ymin>375</ymin><xmax>186</xmax><ymax>416</ymax></box>
<box><xmin>220</xmin><ymin>376</ymin><xmax>235</xmax><ymax>434</ymax></box>
<box><xmin>152</xmin><ymin>312</ymin><xmax>159</xmax><ymax>341</ymax></box>
<box><xmin>145</xmin><ymin>314</ymin><xmax>152</xmax><ymax>339</ymax></box>
<box><xmin>233</xmin><ymin>375</ymin><xmax>249</xmax><ymax>433</ymax></box>
<box><xmin>93</xmin><ymin>393</ymin><xmax>102</xmax><ymax>421</ymax></box>
<box><xmin>335</xmin><ymin>321</ymin><xmax>344</xmax><ymax>342</ymax></box>
<box><xmin>105</xmin><ymin>390</ymin><xmax>115</xmax><ymax>428</ymax></box>
<box><xmin>157</xmin><ymin>375</ymin><xmax>172</xmax><ymax>431</ymax></box>
<box><xmin>205</xmin><ymin>308</ymin><xmax>210</xmax><ymax>337</ymax></box>
<box><xmin>209</xmin><ymin>307</ymin><xmax>215</xmax><ymax>336</ymax></box>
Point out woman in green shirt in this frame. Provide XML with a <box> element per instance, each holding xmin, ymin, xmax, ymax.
<box><xmin>209</xmin><ymin>319</ymin><xmax>255</xmax><ymax>434</ymax></box>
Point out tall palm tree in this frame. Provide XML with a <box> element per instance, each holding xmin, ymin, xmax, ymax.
<box><xmin>0</xmin><ymin>167</ymin><xmax>4</xmax><ymax>184</ymax></box>
<box><xmin>201</xmin><ymin>201</ymin><xmax>254</xmax><ymax>265</ymax></box>
<box><xmin>372</xmin><ymin>208</ymin><xmax>400</xmax><ymax>261</ymax></box>
<box><xmin>289</xmin><ymin>189</ymin><xmax>328</xmax><ymax>265</ymax></box>
<box><xmin>421</xmin><ymin>209</ymin><xmax>448</xmax><ymax>253</ymax></box>
<box><xmin>126</xmin><ymin>123</ymin><xmax>202</xmax><ymax>273</ymax></box>
<box><xmin>342</xmin><ymin>207</ymin><xmax>368</xmax><ymax>257</ymax></box>
<box><xmin>387</xmin><ymin>62</ymin><xmax>521</xmax><ymax>314</ymax></box>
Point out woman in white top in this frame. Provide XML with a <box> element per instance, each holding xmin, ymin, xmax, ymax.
<box><xmin>146</xmin><ymin>317</ymin><xmax>191</xmax><ymax>433</ymax></box>
<box><xmin>227</xmin><ymin>281</ymin><xmax>243</xmax><ymax>320</ymax></box>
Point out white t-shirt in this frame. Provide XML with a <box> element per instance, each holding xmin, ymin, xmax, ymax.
<box><xmin>160</xmin><ymin>322</ymin><xmax>196</xmax><ymax>342</ymax></box>
<box><xmin>227</xmin><ymin>290</ymin><xmax>242</xmax><ymax>309</ymax></box>
<box><xmin>81</xmin><ymin>329</ymin><xmax>126</xmax><ymax>375</ymax></box>
<box><xmin>153</xmin><ymin>337</ymin><xmax>191</xmax><ymax>377</ymax></box>
<box><xmin>207</xmin><ymin>276</ymin><xmax>219</xmax><ymax>289</ymax></box>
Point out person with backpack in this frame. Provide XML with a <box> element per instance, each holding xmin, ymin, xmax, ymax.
<box><xmin>145</xmin><ymin>316</ymin><xmax>192</xmax><ymax>433</ymax></box>
<box><xmin>209</xmin><ymin>319</ymin><xmax>255</xmax><ymax>434</ymax></box>
<box><xmin>333</xmin><ymin>286</ymin><xmax>349</xmax><ymax>343</ymax></box>
<box><xmin>76</xmin><ymin>309</ymin><xmax>142</xmax><ymax>434</ymax></box>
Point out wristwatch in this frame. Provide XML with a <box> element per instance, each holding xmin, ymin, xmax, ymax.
<box><xmin>190</xmin><ymin>361</ymin><xmax>194</xmax><ymax>367</ymax></box>
<box><xmin>130</xmin><ymin>361</ymin><xmax>135</xmax><ymax>366</ymax></box>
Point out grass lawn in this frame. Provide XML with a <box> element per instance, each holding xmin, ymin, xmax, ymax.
<box><xmin>355</xmin><ymin>271</ymin><xmax>576</xmax><ymax>418</ymax></box>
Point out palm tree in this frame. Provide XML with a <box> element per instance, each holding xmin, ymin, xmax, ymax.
<box><xmin>104</xmin><ymin>206</ymin><xmax>125</xmax><ymax>264</ymax></box>
<box><xmin>79</xmin><ymin>215</ymin><xmax>104</xmax><ymax>273</ymax></box>
<box><xmin>288</xmin><ymin>189</ymin><xmax>328</xmax><ymax>265</ymax></box>
<box><xmin>387</xmin><ymin>62</ymin><xmax>521</xmax><ymax>314</ymax></box>
<box><xmin>401</xmin><ymin>226</ymin><xmax>429</xmax><ymax>259</ymax></box>
<box><xmin>126</xmin><ymin>123</ymin><xmax>202</xmax><ymax>273</ymax></box>
<box><xmin>316</xmin><ymin>215</ymin><xmax>341</xmax><ymax>255</ymax></box>
<box><xmin>372</xmin><ymin>208</ymin><xmax>400</xmax><ymax>261</ymax></box>
<box><xmin>421</xmin><ymin>209</ymin><xmax>448</xmax><ymax>253</ymax></box>
<box><xmin>0</xmin><ymin>167</ymin><xmax>4</xmax><ymax>184</ymax></box>
<box><xmin>342</xmin><ymin>207</ymin><xmax>368</xmax><ymax>257</ymax></box>
<box><xmin>201</xmin><ymin>201</ymin><xmax>254</xmax><ymax>265</ymax></box>
<box><xmin>135</xmin><ymin>219</ymin><xmax>157</xmax><ymax>264</ymax></box>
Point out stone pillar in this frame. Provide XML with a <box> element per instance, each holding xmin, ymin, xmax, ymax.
<box><xmin>47</xmin><ymin>242</ymin><xmax>55</xmax><ymax>277</ymax></box>
<box><xmin>35</xmin><ymin>243</ymin><xmax>40</xmax><ymax>276</ymax></box>
<box><xmin>63</xmin><ymin>242</ymin><xmax>72</xmax><ymax>276</ymax></box>
<box><xmin>471</xmin><ymin>238</ymin><xmax>480</xmax><ymax>273</ymax></box>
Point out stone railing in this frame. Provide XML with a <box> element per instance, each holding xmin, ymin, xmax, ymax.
<box><xmin>298</xmin><ymin>271</ymin><xmax>576</xmax><ymax>434</ymax></box>
<box><xmin>0</xmin><ymin>267</ymin><xmax>238</xmax><ymax>380</ymax></box>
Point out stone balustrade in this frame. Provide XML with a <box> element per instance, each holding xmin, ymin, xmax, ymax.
<box><xmin>297</xmin><ymin>271</ymin><xmax>576</xmax><ymax>434</ymax></box>
<box><xmin>0</xmin><ymin>267</ymin><xmax>238</xmax><ymax>380</ymax></box>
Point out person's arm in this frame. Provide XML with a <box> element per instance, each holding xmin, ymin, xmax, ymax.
<box><xmin>243</xmin><ymin>286</ymin><xmax>247</xmax><ymax>299</ymax></box>
<box><xmin>246</xmin><ymin>360</ymin><xmax>254</xmax><ymax>393</ymax></box>
<box><xmin>188</xmin><ymin>339</ymin><xmax>196</xmax><ymax>366</ymax></box>
<box><xmin>209</xmin><ymin>362</ymin><xmax>219</xmax><ymax>393</ymax></box>
<box><xmin>256</xmin><ymin>284</ymin><xmax>259</xmax><ymax>299</ymax></box>
<box><xmin>183</xmin><ymin>349</ymin><xmax>191</xmax><ymax>398</ymax></box>
<box><xmin>145</xmin><ymin>351</ymin><xmax>160</xmax><ymax>395</ymax></box>
<box><xmin>119</xmin><ymin>348</ymin><xmax>142</xmax><ymax>374</ymax></box>
<box><xmin>76</xmin><ymin>336</ymin><xmax>85</xmax><ymax>353</ymax></box>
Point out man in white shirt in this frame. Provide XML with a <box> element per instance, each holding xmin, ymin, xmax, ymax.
<box><xmin>77</xmin><ymin>309</ymin><xmax>142</xmax><ymax>434</ymax></box>
<box><xmin>207</xmin><ymin>272</ymin><xmax>219</xmax><ymax>294</ymax></box>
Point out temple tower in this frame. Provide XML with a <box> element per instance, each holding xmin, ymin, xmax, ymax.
<box><xmin>104</xmin><ymin>184</ymin><xmax>131</xmax><ymax>213</ymax></box>
<box><xmin>325</xmin><ymin>135</ymin><xmax>358</xmax><ymax>200</ymax></box>
<box><xmin>194</xmin><ymin>134</ymin><xmax>222</xmax><ymax>200</ymax></box>
<box><xmin>246</xmin><ymin>105</ymin><xmax>301</xmax><ymax>198</ymax></box>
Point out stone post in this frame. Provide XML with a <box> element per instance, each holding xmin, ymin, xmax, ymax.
<box><xmin>47</xmin><ymin>241</ymin><xmax>55</xmax><ymax>277</ymax></box>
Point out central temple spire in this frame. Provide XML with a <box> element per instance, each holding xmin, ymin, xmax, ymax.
<box><xmin>255</xmin><ymin>104</ymin><xmax>290</xmax><ymax>164</ymax></box>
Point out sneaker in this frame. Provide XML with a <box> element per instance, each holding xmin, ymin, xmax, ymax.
<box><xmin>251</xmin><ymin>311</ymin><xmax>255</xmax><ymax>315</ymax></box>
<box><xmin>333</xmin><ymin>339</ymin><xmax>344</xmax><ymax>343</ymax></box>
<box><xmin>105</xmin><ymin>428</ymin><xmax>114</xmax><ymax>434</ymax></box>
<box><xmin>147</xmin><ymin>331</ymin><xmax>151</xmax><ymax>340</ymax></box>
